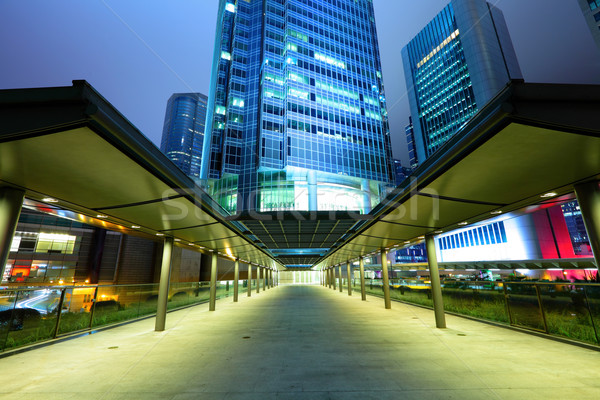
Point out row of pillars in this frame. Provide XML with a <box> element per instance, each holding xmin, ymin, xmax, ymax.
<box><xmin>156</xmin><ymin>240</ymin><xmax>277</xmax><ymax>331</ymax></box>
<box><xmin>0</xmin><ymin>186</ymin><xmax>279</xmax><ymax>334</ymax></box>
<box><xmin>320</xmin><ymin>180</ymin><xmax>600</xmax><ymax>329</ymax></box>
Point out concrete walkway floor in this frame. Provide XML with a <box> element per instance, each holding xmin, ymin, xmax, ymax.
<box><xmin>1</xmin><ymin>285</ymin><xmax>600</xmax><ymax>400</ymax></box>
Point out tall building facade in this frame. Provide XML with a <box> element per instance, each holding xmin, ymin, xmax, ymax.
<box><xmin>202</xmin><ymin>0</ymin><xmax>394</xmax><ymax>213</ymax></box>
<box><xmin>578</xmin><ymin>0</ymin><xmax>600</xmax><ymax>50</ymax></box>
<box><xmin>405</xmin><ymin>116</ymin><xmax>418</xmax><ymax>169</ymax></box>
<box><xmin>402</xmin><ymin>0</ymin><xmax>521</xmax><ymax>163</ymax></box>
<box><xmin>160</xmin><ymin>93</ymin><xmax>208</xmax><ymax>179</ymax></box>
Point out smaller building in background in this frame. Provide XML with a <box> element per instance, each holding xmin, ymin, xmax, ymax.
<box><xmin>578</xmin><ymin>0</ymin><xmax>600</xmax><ymax>50</ymax></box>
<box><xmin>160</xmin><ymin>93</ymin><xmax>208</xmax><ymax>180</ymax></box>
<box><xmin>405</xmin><ymin>116</ymin><xmax>418</xmax><ymax>169</ymax></box>
<box><xmin>402</xmin><ymin>0</ymin><xmax>522</xmax><ymax>163</ymax></box>
<box><xmin>393</xmin><ymin>159</ymin><xmax>412</xmax><ymax>186</ymax></box>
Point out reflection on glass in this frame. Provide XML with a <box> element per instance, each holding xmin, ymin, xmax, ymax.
<box><xmin>441</xmin><ymin>280</ymin><xmax>509</xmax><ymax>323</ymax></box>
<box><xmin>505</xmin><ymin>283</ymin><xmax>545</xmax><ymax>331</ymax></box>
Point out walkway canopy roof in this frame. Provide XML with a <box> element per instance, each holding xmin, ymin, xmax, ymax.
<box><xmin>1</xmin><ymin>81</ymin><xmax>599</xmax><ymax>271</ymax></box>
<box><xmin>317</xmin><ymin>81</ymin><xmax>600</xmax><ymax>269</ymax></box>
<box><xmin>0</xmin><ymin>80</ymin><xmax>279</xmax><ymax>269</ymax></box>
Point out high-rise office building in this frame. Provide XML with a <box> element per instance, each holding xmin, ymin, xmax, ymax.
<box><xmin>405</xmin><ymin>116</ymin><xmax>418</xmax><ymax>169</ymax></box>
<box><xmin>578</xmin><ymin>0</ymin><xmax>600</xmax><ymax>49</ymax></box>
<box><xmin>402</xmin><ymin>0</ymin><xmax>521</xmax><ymax>163</ymax></box>
<box><xmin>160</xmin><ymin>93</ymin><xmax>208</xmax><ymax>179</ymax></box>
<box><xmin>202</xmin><ymin>0</ymin><xmax>394</xmax><ymax>213</ymax></box>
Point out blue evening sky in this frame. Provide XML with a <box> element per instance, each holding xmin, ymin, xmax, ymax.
<box><xmin>1</xmin><ymin>0</ymin><xmax>599</xmax><ymax>164</ymax></box>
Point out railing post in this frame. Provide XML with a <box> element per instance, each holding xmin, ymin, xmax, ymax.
<box><xmin>155</xmin><ymin>237</ymin><xmax>173</xmax><ymax>331</ymax></box>
<box><xmin>338</xmin><ymin>264</ymin><xmax>343</xmax><ymax>293</ymax></box>
<box><xmin>53</xmin><ymin>288</ymin><xmax>67</xmax><ymax>338</ymax></box>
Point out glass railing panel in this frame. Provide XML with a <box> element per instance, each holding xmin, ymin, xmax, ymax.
<box><xmin>389</xmin><ymin>279</ymin><xmax>434</xmax><ymax>307</ymax></box>
<box><xmin>504</xmin><ymin>282</ymin><xmax>545</xmax><ymax>331</ymax></box>
<box><xmin>57</xmin><ymin>286</ymin><xmax>95</xmax><ymax>335</ymax></box>
<box><xmin>137</xmin><ymin>284</ymin><xmax>159</xmax><ymax>317</ymax></box>
<box><xmin>2</xmin><ymin>288</ymin><xmax>61</xmax><ymax>351</ymax></box>
<box><xmin>92</xmin><ymin>285</ymin><xmax>146</xmax><ymax>328</ymax></box>
<box><xmin>0</xmin><ymin>289</ymin><xmax>18</xmax><ymax>351</ymax></box>
<box><xmin>167</xmin><ymin>282</ymin><xmax>202</xmax><ymax>310</ymax></box>
<box><xmin>441</xmin><ymin>280</ymin><xmax>509</xmax><ymax>323</ymax></box>
<box><xmin>538</xmin><ymin>283</ymin><xmax>598</xmax><ymax>345</ymax></box>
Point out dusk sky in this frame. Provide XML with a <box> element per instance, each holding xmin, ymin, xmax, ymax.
<box><xmin>1</xmin><ymin>0</ymin><xmax>599</xmax><ymax>165</ymax></box>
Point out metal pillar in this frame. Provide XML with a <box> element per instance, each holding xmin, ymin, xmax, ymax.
<box><xmin>425</xmin><ymin>235</ymin><xmax>446</xmax><ymax>328</ymax></box>
<box><xmin>155</xmin><ymin>237</ymin><xmax>173</xmax><ymax>331</ymax></box>
<box><xmin>338</xmin><ymin>264</ymin><xmax>343</xmax><ymax>293</ymax></box>
<box><xmin>247</xmin><ymin>264</ymin><xmax>252</xmax><ymax>297</ymax></box>
<box><xmin>264</xmin><ymin>268</ymin><xmax>268</xmax><ymax>290</ymax></box>
<box><xmin>209</xmin><ymin>252</ymin><xmax>218</xmax><ymax>311</ymax></box>
<box><xmin>574</xmin><ymin>181</ymin><xmax>600</xmax><ymax>270</ymax></box>
<box><xmin>233</xmin><ymin>259</ymin><xmax>239</xmax><ymax>302</ymax></box>
<box><xmin>332</xmin><ymin>267</ymin><xmax>336</xmax><ymax>290</ymax></box>
<box><xmin>359</xmin><ymin>257</ymin><xmax>366</xmax><ymax>301</ymax></box>
<box><xmin>347</xmin><ymin>261</ymin><xmax>352</xmax><ymax>296</ymax></box>
<box><xmin>271</xmin><ymin>269</ymin><xmax>274</xmax><ymax>288</ymax></box>
<box><xmin>0</xmin><ymin>187</ymin><xmax>24</xmax><ymax>280</ymax></box>
<box><xmin>257</xmin><ymin>267</ymin><xmax>261</xmax><ymax>293</ymax></box>
<box><xmin>380</xmin><ymin>249</ymin><xmax>391</xmax><ymax>309</ymax></box>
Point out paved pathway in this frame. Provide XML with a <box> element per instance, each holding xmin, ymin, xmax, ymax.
<box><xmin>1</xmin><ymin>285</ymin><xmax>599</xmax><ymax>399</ymax></box>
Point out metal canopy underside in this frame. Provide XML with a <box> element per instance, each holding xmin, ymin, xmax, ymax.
<box><xmin>0</xmin><ymin>81</ymin><xmax>278</xmax><ymax>269</ymax></box>
<box><xmin>1</xmin><ymin>81</ymin><xmax>599</xmax><ymax>272</ymax></box>
<box><xmin>229</xmin><ymin>211</ymin><xmax>361</xmax><ymax>266</ymax></box>
<box><xmin>317</xmin><ymin>82</ymin><xmax>600</xmax><ymax>269</ymax></box>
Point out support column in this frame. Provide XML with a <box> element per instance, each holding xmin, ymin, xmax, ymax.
<box><xmin>209</xmin><ymin>252</ymin><xmax>218</xmax><ymax>311</ymax></box>
<box><xmin>0</xmin><ymin>187</ymin><xmax>24</xmax><ymax>280</ymax></box>
<box><xmin>338</xmin><ymin>265</ymin><xmax>343</xmax><ymax>292</ymax></box>
<box><xmin>247</xmin><ymin>264</ymin><xmax>252</xmax><ymax>297</ymax></box>
<box><xmin>425</xmin><ymin>235</ymin><xmax>446</xmax><ymax>328</ymax></box>
<box><xmin>155</xmin><ymin>237</ymin><xmax>173</xmax><ymax>331</ymax></box>
<box><xmin>380</xmin><ymin>249</ymin><xmax>391</xmax><ymax>309</ymax></box>
<box><xmin>332</xmin><ymin>267</ymin><xmax>336</xmax><ymax>290</ymax></box>
<box><xmin>347</xmin><ymin>261</ymin><xmax>352</xmax><ymax>296</ymax></box>
<box><xmin>574</xmin><ymin>181</ymin><xmax>600</xmax><ymax>270</ymax></box>
<box><xmin>270</xmin><ymin>269</ymin><xmax>274</xmax><ymax>288</ymax></box>
<box><xmin>264</xmin><ymin>268</ymin><xmax>268</xmax><ymax>290</ymax></box>
<box><xmin>233</xmin><ymin>259</ymin><xmax>239</xmax><ymax>302</ymax></box>
<box><xmin>359</xmin><ymin>257</ymin><xmax>366</xmax><ymax>301</ymax></box>
<box><xmin>257</xmin><ymin>267</ymin><xmax>261</xmax><ymax>293</ymax></box>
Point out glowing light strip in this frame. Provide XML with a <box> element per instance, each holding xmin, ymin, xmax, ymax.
<box><xmin>417</xmin><ymin>29</ymin><xmax>459</xmax><ymax>69</ymax></box>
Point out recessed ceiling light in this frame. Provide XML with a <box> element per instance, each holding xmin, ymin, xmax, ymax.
<box><xmin>174</xmin><ymin>239</ymin><xmax>181</xmax><ymax>242</ymax></box>
<box><xmin>490</xmin><ymin>210</ymin><xmax>503</xmax><ymax>215</ymax></box>
<box><xmin>156</xmin><ymin>233</ymin><xmax>164</xmax><ymax>236</ymax></box>
<box><xmin>96</xmin><ymin>214</ymin><xmax>108</xmax><ymax>219</ymax></box>
<box><xmin>42</xmin><ymin>197</ymin><xmax>59</xmax><ymax>203</ymax></box>
<box><xmin>458</xmin><ymin>221</ymin><xmax>468</xmax><ymax>226</ymax></box>
<box><xmin>540</xmin><ymin>192</ymin><xmax>557</xmax><ymax>198</ymax></box>
<box><xmin>418</xmin><ymin>236</ymin><xmax>425</xmax><ymax>239</ymax></box>
<box><xmin>404</xmin><ymin>241</ymin><xmax>411</xmax><ymax>244</ymax></box>
<box><xmin>435</xmin><ymin>230</ymin><xmax>443</xmax><ymax>234</ymax></box>
<box><xmin>131</xmin><ymin>225</ymin><xmax>140</xmax><ymax>229</ymax></box>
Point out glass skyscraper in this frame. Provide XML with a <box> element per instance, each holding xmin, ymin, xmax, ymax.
<box><xmin>578</xmin><ymin>0</ymin><xmax>600</xmax><ymax>50</ymax></box>
<box><xmin>402</xmin><ymin>0</ymin><xmax>521</xmax><ymax>163</ymax></box>
<box><xmin>160</xmin><ymin>93</ymin><xmax>208</xmax><ymax>179</ymax></box>
<box><xmin>201</xmin><ymin>0</ymin><xmax>394</xmax><ymax>213</ymax></box>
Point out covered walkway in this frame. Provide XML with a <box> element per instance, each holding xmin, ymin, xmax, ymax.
<box><xmin>1</xmin><ymin>285</ymin><xmax>599</xmax><ymax>400</ymax></box>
